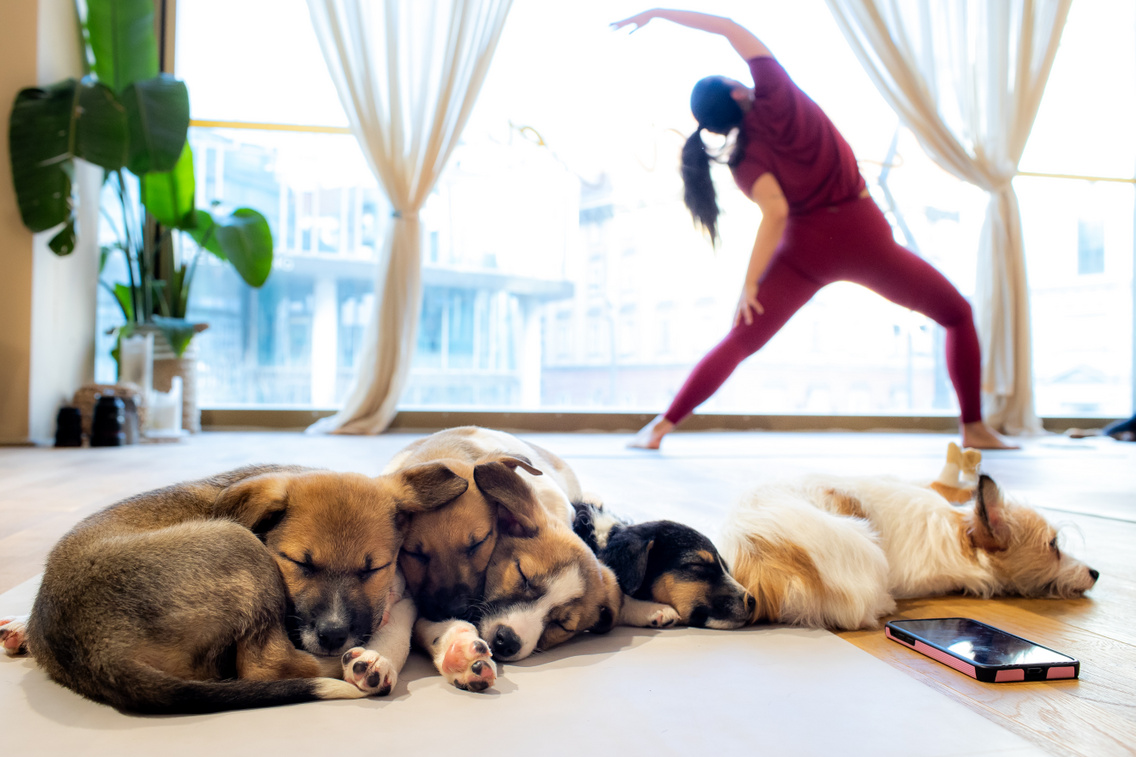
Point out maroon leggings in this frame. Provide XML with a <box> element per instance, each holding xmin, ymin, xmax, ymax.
<box><xmin>664</xmin><ymin>195</ymin><xmax>983</xmax><ymax>424</ymax></box>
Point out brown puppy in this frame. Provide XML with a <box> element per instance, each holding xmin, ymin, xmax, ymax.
<box><xmin>386</xmin><ymin>427</ymin><xmax>621</xmax><ymax>672</ymax></box>
<box><xmin>386</xmin><ymin>426</ymin><xmax>585</xmax><ymax>624</ymax></box>
<box><xmin>394</xmin><ymin>455</ymin><xmax>546</xmax><ymax>693</ymax></box>
<box><xmin>0</xmin><ymin>463</ymin><xmax>465</xmax><ymax>714</ymax></box>
<box><xmin>396</xmin><ymin>456</ymin><xmax>545</xmax><ymax>622</ymax></box>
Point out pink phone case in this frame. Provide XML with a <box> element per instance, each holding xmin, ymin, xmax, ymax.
<box><xmin>885</xmin><ymin>624</ymin><xmax>1078</xmax><ymax>683</ymax></box>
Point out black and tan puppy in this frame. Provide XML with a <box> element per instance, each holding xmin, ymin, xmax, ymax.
<box><xmin>573</xmin><ymin>501</ymin><xmax>754</xmax><ymax>629</ymax></box>
<box><xmin>0</xmin><ymin>463</ymin><xmax>466</xmax><ymax>714</ymax></box>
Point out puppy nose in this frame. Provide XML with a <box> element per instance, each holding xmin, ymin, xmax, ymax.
<box><xmin>491</xmin><ymin>626</ymin><xmax>521</xmax><ymax>658</ymax></box>
<box><xmin>317</xmin><ymin>622</ymin><xmax>349</xmax><ymax>651</ymax></box>
<box><xmin>1089</xmin><ymin>568</ymin><xmax>1100</xmax><ymax>582</ymax></box>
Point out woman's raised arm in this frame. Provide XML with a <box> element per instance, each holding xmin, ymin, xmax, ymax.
<box><xmin>611</xmin><ymin>8</ymin><xmax>771</xmax><ymax>60</ymax></box>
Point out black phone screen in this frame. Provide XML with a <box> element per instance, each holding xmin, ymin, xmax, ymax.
<box><xmin>890</xmin><ymin>618</ymin><xmax>1075</xmax><ymax>667</ymax></box>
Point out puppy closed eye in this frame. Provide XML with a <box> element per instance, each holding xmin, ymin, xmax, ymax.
<box><xmin>281</xmin><ymin>552</ymin><xmax>318</xmax><ymax>576</ymax></box>
<box><xmin>403</xmin><ymin>548</ymin><xmax>430</xmax><ymax>564</ymax></box>
<box><xmin>516</xmin><ymin>560</ymin><xmax>531</xmax><ymax>589</ymax></box>
<box><xmin>683</xmin><ymin>560</ymin><xmax>718</xmax><ymax>577</ymax></box>
<box><xmin>357</xmin><ymin>560</ymin><xmax>393</xmax><ymax>581</ymax></box>
<box><xmin>466</xmin><ymin>531</ymin><xmax>492</xmax><ymax>557</ymax></box>
<box><xmin>1048</xmin><ymin>536</ymin><xmax>1061</xmax><ymax>557</ymax></box>
<box><xmin>515</xmin><ymin>559</ymin><xmax>542</xmax><ymax>595</ymax></box>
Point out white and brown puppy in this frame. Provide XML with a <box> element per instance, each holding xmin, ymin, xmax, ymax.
<box><xmin>720</xmin><ymin>470</ymin><xmax>1100</xmax><ymax>631</ymax></box>
<box><xmin>572</xmin><ymin>501</ymin><xmax>753</xmax><ymax>629</ymax></box>
<box><xmin>0</xmin><ymin>463</ymin><xmax>465</xmax><ymax>713</ymax></box>
<box><xmin>472</xmin><ymin>461</ymin><xmax>622</xmax><ymax>661</ymax></box>
<box><xmin>384</xmin><ymin>427</ymin><xmax>622</xmax><ymax>677</ymax></box>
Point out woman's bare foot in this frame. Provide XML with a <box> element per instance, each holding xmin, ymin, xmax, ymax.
<box><xmin>628</xmin><ymin>414</ymin><xmax>674</xmax><ymax>450</ymax></box>
<box><xmin>961</xmin><ymin>421</ymin><xmax>1020</xmax><ymax>450</ymax></box>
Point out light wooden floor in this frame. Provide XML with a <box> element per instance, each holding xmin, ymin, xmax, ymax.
<box><xmin>1</xmin><ymin>429</ymin><xmax>1134</xmax><ymax>756</ymax></box>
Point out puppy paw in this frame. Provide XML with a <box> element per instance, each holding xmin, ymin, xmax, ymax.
<box><xmin>0</xmin><ymin>616</ymin><xmax>28</xmax><ymax>656</ymax></box>
<box><xmin>341</xmin><ymin>647</ymin><xmax>397</xmax><ymax>696</ymax></box>
<box><xmin>440</xmin><ymin>626</ymin><xmax>497</xmax><ymax>693</ymax></box>
<box><xmin>648</xmin><ymin>606</ymin><xmax>681</xmax><ymax>628</ymax></box>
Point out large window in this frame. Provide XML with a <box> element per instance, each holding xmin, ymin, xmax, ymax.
<box><xmin>1018</xmin><ymin>1</ymin><xmax>1135</xmax><ymax>418</ymax></box>
<box><xmin>95</xmin><ymin>0</ymin><xmax>1133</xmax><ymax>420</ymax></box>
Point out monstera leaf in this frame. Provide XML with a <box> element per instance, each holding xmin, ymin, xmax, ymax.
<box><xmin>86</xmin><ymin>0</ymin><xmax>159</xmax><ymax>93</ymax></box>
<box><xmin>141</xmin><ymin>143</ymin><xmax>196</xmax><ymax>229</ymax></box>
<box><xmin>189</xmin><ymin>206</ymin><xmax>274</xmax><ymax>288</ymax></box>
<box><xmin>7</xmin><ymin>0</ymin><xmax>189</xmax><ymax>252</ymax></box>
<box><xmin>8</xmin><ymin>77</ymin><xmax>129</xmax><ymax>239</ymax></box>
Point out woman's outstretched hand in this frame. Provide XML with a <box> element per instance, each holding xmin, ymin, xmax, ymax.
<box><xmin>611</xmin><ymin>10</ymin><xmax>769</xmax><ymax>60</ymax></box>
<box><xmin>610</xmin><ymin>10</ymin><xmax>657</xmax><ymax>32</ymax></box>
<box><xmin>734</xmin><ymin>282</ymin><xmax>765</xmax><ymax>327</ymax></box>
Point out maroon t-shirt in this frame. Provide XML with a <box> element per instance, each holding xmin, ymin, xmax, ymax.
<box><xmin>731</xmin><ymin>57</ymin><xmax>866</xmax><ymax>215</ymax></box>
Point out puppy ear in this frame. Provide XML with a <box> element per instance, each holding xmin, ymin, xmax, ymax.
<box><xmin>969</xmin><ymin>474</ymin><xmax>1010</xmax><ymax>551</ymax></box>
<box><xmin>481</xmin><ymin>453</ymin><xmax>543</xmax><ymax>477</ymax></box>
<box><xmin>213</xmin><ymin>473</ymin><xmax>291</xmax><ymax>537</ymax></box>
<box><xmin>473</xmin><ymin>461</ymin><xmax>545</xmax><ymax>538</ymax></box>
<box><xmin>600</xmin><ymin>528</ymin><xmax>654</xmax><ymax>595</ymax></box>
<box><xmin>392</xmin><ymin>462</ymin><xmax>470</xmax><ymax>514</ymax></box>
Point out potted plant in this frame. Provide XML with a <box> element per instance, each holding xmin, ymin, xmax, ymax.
<box><xmin>8</xmin><ymin>0</ymin><xmax>273</xmax><ymax>429</ymax></box>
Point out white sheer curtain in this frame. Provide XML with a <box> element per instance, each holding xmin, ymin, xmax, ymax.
<box><xmin>825</xmin><ymin>0</ymin><xmax>1071</xmax><ymax>435</ymax></box>
<box><xmin>305</xmin><ymin>0</ymin><xmax>512</xmax><ymax>434</ymax></box>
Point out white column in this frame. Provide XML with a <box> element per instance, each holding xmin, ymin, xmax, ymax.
<box><xmin>311</xmin><ymin>275</ymin><xmax>338</xmax><ymax>406</ymax></box>
<box><xmin>519</xmin><ymin>301</ymin><xmax>542</xmax><ymax>409</ymax></box>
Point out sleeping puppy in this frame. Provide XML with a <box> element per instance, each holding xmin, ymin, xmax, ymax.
<box><xmin>0</xmin><ymin>463</ymin><xmax>466</xmax><ymax>714</ymax></box>
<box><xmin>472</xmin><ymin>461</ymin><xmax>623</xmax><ymax>662</ymax></box>
<box><xmin>573</xmin><ymin>501</ymin><xmax>753</xmax><ymax>629</ymax></box>
<box><xmin>386</xmin><ymin>425</ymin><xmax>586</xmax><ymax>625</ymax></box>
<box><xmin>387</xmin><ymin>453</ymin><xmax>550</xmax><ymax>623</ymax></box>
<box><xmin>384</xmin><ymin>427</ymin><xmax>622</xmax><ymax>675</ymax></box>
<box><xmin>398</xmin><ymin>454</ymin><xmax>543</xmax><ymax>693</ymax></box>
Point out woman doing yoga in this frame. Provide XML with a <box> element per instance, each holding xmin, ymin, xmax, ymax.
<box><xmin>614</xmin><ymin>9</ymin><xmax>1016</xmax><ymax>451</ymax></box>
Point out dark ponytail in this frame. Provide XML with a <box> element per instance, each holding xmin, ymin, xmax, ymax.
<box><xmin>681</xmin><ymin>128</ymin><xmax>722</xmax><ymax>245</ymax></box>
<box><xmin>683</xmin><ymin>76</ymin><xmax>748</xmax><ymax>246</ymax></box>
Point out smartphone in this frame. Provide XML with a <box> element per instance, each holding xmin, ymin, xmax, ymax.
<box><xmin>884</xmin><ymin>617</ymin><xmax>1079</xmax><ymax>682</ymax></box>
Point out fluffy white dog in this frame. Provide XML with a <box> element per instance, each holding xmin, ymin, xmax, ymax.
<box><xmin>719</xmin><ymin>451</ymin><xmax>1099</xmax><ymax>631</ymax></box>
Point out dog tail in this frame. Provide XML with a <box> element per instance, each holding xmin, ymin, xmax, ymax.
<box><xmin>130</xmin><ymin>674</ymin><xmax>367</xmax><ymax>715</ymax></box>
<box><xmin>50</xmin><ymin>658</ymin><xmax>366</xmax><ymax>714</ymax></box>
